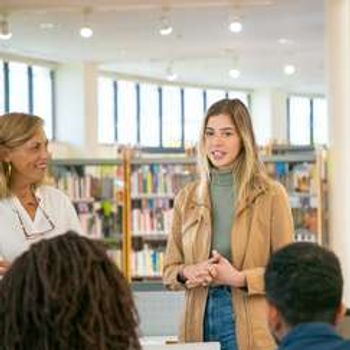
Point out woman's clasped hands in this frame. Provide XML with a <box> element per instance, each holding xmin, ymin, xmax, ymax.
<box><xmin>182</xmin><ymin>250</ymin><xmax>246</xmax><ymax>288</ymax></box>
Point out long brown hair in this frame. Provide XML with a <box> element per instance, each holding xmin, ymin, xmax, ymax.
<box><xmin>0</xmin><ymin>112</ymin><xmax>44</xmax><ymax>199</ymax></box>
<box><xmin>0</xmin><ymin>231</ymin><xmax>141</xmax><ymax>350</ymax></box>
<box><xmin>197</xmin><ymin>98</ymin><xmax>270</xmax><ymax>202</ymax></box>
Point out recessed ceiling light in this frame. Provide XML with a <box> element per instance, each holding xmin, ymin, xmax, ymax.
<box><xmin>80</xmin><ymin>26</ymin><xmax>93</xmax><ymax>38</ymax></box>
<box><xmin>229</xmin><ymin>68</ymin><xmax>240</xmax><ymax>79</ymax></box>
<box><xmin>159</xmin><ymin>24</ymin><xmax>173</xmax><ymax>36</ymax></box>
<box><xmin>284</xmin><ymin>64</ymin><xmax>296</xmax><ymax>75</ymax></box>
<box><xmin>229</xmin><ymin>20</ymin><xmax>242</xmax><ymax>33</ymax></box>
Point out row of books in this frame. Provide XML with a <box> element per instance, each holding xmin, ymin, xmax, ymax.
<box><xmin>132</xmin><ymin>198</ymin><xmax>173</xmax><ymax>235</ymax></box>
<box><xmin>131</xmin><ymin>164</ymin><xmax>196</xmax><ymax>196</ymax></box>
<box><xmin>52</xmin><ymin>165</ymin><xmax>124</xmax><ymax>201</ymax></box>
<box><xmin>132</xmin><ymin>245</ymin><xmax>164</xmax><ymax>277</ymax></box>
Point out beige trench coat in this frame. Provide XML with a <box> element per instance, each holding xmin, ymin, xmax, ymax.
<box><xmin>163</xmin><ymin>178</ymin><xmax>294</xmax><ymax>350</ymax></box>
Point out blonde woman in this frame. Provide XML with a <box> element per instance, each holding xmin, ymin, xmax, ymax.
<box><xmin>163</xmin><ymin>99</ymin><xmax>294</xmax><ymax>350</ymax></box>
<box><xmin>0</xmin><ymin>113</ymin><xmax>82</xmax><ymax>274</ymax></box>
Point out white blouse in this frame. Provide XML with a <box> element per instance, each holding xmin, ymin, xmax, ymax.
<box><xmin>0</xmin><ymin>185</ymin><xmax>83</xmax><ymax>262</ymax></box>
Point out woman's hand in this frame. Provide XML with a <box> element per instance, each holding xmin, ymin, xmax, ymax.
<box><xmin>209</xmin><ymin>250</ymin><xmax>246</xmax><ymax>288</ymax></box>
<box><xmin>183</xmin><ymin>256</ymin><xmax>219</xmax><ymax>288</ymax></box>
<box><xmin>0</xmin><ymin>260</ymin><xmax>10</xmax><ymax>276</ymax></box>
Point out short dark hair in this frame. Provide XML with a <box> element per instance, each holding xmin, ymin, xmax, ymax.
<box><xmin>265</xmin><ymin>242</ymin><xmax>343</xmax><ymax>326</ymax></box>
<box><xmin>0</xmin><ymin>231</ymin><xmax>141</xmax><ymax>350</ymax></box>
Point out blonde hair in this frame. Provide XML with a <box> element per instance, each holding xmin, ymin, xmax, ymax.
<box><xmin>197</xmin><ymin>99</ymin><xmax>270</xmax><ymax>202</ymax></box>
<box><xmin>0</xmin><ymin>113</ymin><xmax>44</xmax><ymax>199</ymax></box>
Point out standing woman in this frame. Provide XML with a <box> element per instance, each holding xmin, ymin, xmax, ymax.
<box><xmin>0</xmin><ymin>113</ymin><xmax>82</xmax><ymax>274</ymax></box>
<box><xmin>163</xmin><ymin>99</ymin><xmax>293</xmax><ymax>350</ymax></box>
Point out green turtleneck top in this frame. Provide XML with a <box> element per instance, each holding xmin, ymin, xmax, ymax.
<box><xmin>210</xmin><ymin>168</ymin><xmax>236</xmax><ymax>262</ymax></box>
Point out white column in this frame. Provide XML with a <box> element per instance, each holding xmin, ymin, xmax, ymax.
<box><xmin>326</xmin><ymin>0</ymin><xmax>350</xmax><ymax>304</ymax></box>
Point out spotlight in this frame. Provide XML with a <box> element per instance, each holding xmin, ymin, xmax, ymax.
<box><xmin>229</xmin><ymin>68</ymin><xmax>240</xmax><ymax>79</ymax></box>
<box><xmin>0</xmin><ymin>19</ymin><xmax>12</xmax><ymax>40</ymax></box>
<box><xmin>80</xmin><ymin>26</ymin><xmax>93</xmax><ymax>38</ymax></box>
<box><xmin>284</xmin><ymin>64</ymin><xmax>296</xmax><ymax>75</ymax></box>
<box><xmin>229</xmin><ymin>20</ymin><xmax>242</xmax><ymax>33</ymax></box>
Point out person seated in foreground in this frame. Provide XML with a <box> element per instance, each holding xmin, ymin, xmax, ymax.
<box><xmin>264</xmin><ymin>241</ymin><xmax>350</xmax><ymax>350</ymax></box>
<box><xmin>0</xmin><ymin>231</ymin><xmax>141</xmax><ymax>350</ymax></box>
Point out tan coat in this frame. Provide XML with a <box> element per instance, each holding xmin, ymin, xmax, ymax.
<box><xmin>163</xmin><ymin>178</ymin><xmax>294</xmax><ymax>350</ymax></box>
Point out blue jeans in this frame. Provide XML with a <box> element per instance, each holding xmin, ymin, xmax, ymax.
<box><xmin>203</xmin><ymin>286</ymin><xmax>238</xmax><ymax>350</ymax></box>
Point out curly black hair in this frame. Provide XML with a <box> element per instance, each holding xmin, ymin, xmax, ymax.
<box><xmin>265</xmin><ymin>242</ymin><xmax>343</xmax><ymax>327</ymax></box>
<box><xmin>0</xmin><ymin>231</ymin><xmax>141</xmax><ymax>350</ymax></box>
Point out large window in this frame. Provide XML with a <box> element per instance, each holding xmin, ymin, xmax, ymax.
<box><xmin>184</xmin><ymin>87</ymin><xmax>204</xmax><ymax>147</ymax></box>
<box><xmin>228</xmin><ymin>90</ymin><xmax>249</xmax><ymax>107</ymax></box>
<box><xmin>288</xmin><ymin>95</ymin><xmax>328</xmax><ymax>145</ymax></box>
<box><xmin>162</xmin><ymin>85</ymin><xmax>182</xmax><ymax>148</ymax></box>
<box><xmin>205</xmin><ymin>89</ymin><xmax>226</xmax><ymax>110</ymax></box>
<box><xmin>98</xmin><ymin>77</ymin><xmax>115</xmax><ymax>144</ymax></box>
<box><xmin>9</xmin><ymin>61</ymin><xmax>29</xmax><ymax>113</ymax></box>
<box><xmin>98</xmin><ymin>75</ymin><xmax>249</xmax><ymax>151</ymax></box>
<box><xmin>117</xmin><ymin>80</ymin><xmax>137</xmax><ymax>145</ymax></box>
<box><xmin>0</xmin><ymin>59</ymin><xmax>55</xmax><ymax>139</ymax></box>
<box><xmin>313</xmin><ymin>98</ymin><xmax>328</xmax><ymax>145</ymax></box>
<box><xmin>139</xmin><ymin>83</ymin><xmax>160</xmax><ymax>147</ymax></box>
<box><xmin>32</xmin><ymin>65</ymin><xmax>54</xmax><ymax>140</ymax></box>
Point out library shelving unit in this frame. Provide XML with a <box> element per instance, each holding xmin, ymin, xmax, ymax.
<box><xmin>127</xmin><ymin>155</ymin><xmax>197</xmax><ymax>282</ymax></box>
<box><xmin>49</xmin><ymin>158</ymin><xmax>125</xmax><ymax>270</ymax></box>
<box><xmin>50</xmin><ymin>145</ymin><xmax>328</xmax><ymax>284</ymax></box>
<box><xmin>262</xmin><ymin>145</ymin><xmax>328</xmax><ymax>245</ymax></box>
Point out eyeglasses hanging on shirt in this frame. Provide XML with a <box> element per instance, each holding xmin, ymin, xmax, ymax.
<box><xmin>12</xmin><ymin>196</ymin><xmax>55</xmax><ymax>240</ymax></box>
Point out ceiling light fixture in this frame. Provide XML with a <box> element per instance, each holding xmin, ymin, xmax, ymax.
<box><xmin>284</xmin><ymin>64</ymin><xmax>296</xmax><ymax>75</ymax></box>
<box><xmin>229</xmin><ymin>19</ymin><xmax>242</xmax><ymax>33</ymax></box>
<box><xmin>0</xmin><ymin>18</ymin><xmax>12</xmax><ymax>40</ymax></box>
<box><xmin>80</xmin><ymin>26</ymin><xmax>93</xmax><ymax>38</ymax></box>
<box><xmin>159</xmin><ymin>17</ymin><xmax>173</xmax><ymax>36</ymax></box>
<box><xmin>80</xmin><ymin>7</ymin><xmax>93</xmax><ymax>39</ymax></box>
<box><xmin>229</xmin><ymin>68</ymin><xmax>240</xmax><ymax>79</ymax></box>
<box><xmin>166</xmin><ymin>63</ymin><xmax>177</xmax><ymax>81</ymax></box>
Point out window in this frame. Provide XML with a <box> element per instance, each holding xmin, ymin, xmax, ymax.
<box><xmin>288</xmin><ymin>95</ymin><xmax>328</xmax><ymax>145</ymax></box>
<box><xmin>162</xmin><ymin>85</ymin><xmax>182</xmax><ymax>148</ymax></box>
<box><xmin>117</xmin><ymin>80</ymin><xmax>137</xmax><ymax>145</ymax></box>
<box><xmin>184</xmin><ymin>87</ymin><xmax>204</xmax><ymax>147</ymax></box>
<box><xmin>8</xmin><ymin>61</ymin><xmax>29</xmax><ymax>113</ymax></box>
<box><xmin>98</xmin><ymin>77</ymin><xmax>115</xmax><ymax>144</ymax></box>
<box><xmin>228</xmin><ymin>91</ymin><xmax>249</xmax><ymax>107</ymax></box>
<box><xmin>98</xmin><ymin>75</ymin><xmax>250</xmax><ymax>151</ymax></box>
<box><xmin>288</xmin><ymin>96</ymin><xmax>311</xmax><ymax>145</ymax></box>
<box><xmin>32</xmin><ymin>66</ymin><xmax>54</xmax><ymax>140</ymax></box>
<box><xmin>312</xmin><ymin>98</ymin><xmax>328</xmax><ymax>145</ymax></box>
<box><xmin>139</xmin><ymin>83</ymin><xmax>160</xmax><ymax>147</ymax></box>
<box><xmin>205</xmin><ymin>89</ymin><xmax>226</xmax><ymax>110</ymax></box>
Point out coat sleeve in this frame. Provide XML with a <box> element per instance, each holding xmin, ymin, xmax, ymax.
<box><xmin>162</xmin><ymin>194</ymin><xmax>186</xmax><ymax>291</ymax></box>
<box><xmin>244</xmin><ymin>183</ymin><xmax>294</xmax><ymax>296</ymax></box>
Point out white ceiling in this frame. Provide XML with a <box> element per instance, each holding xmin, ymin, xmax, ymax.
<box><xmin>0</xmin><ymin>0</ymin><xmax>325</xmax><ymax>94</ymax></box>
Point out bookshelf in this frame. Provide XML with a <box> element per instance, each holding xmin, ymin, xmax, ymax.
<box><xmin>262</xmin><ymin>145</ymin><xmax>328</xmax><ymax>245</ymax></box>
<box><xmin>50</xmin><ymin>146</ymin><xmax>328</xmax><ymax>283</ymax></box>
<box><xmin>49</xmin><ymin>158</ymin><xmax>125</xmax><ymax>270</ymax></box>
<box><xmin>128</xmin><ymin>156</ymin><xmax>197</xmax><ymax>281</ymax></box>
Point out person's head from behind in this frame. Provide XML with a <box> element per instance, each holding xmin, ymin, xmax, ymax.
<box><xmin>197</xmin><ymin>98</ymin><xmax>265</xmax><ymax>200</ymax></box>
<box><xmin>0</xmin><ymin>112</ymin><xmax>50</xmax><ymax>199</ymax></box>
<box><xmin>0</xmin><ymin>231</ymin><xmax>140</xmax><ymax>350</ymax></box>
<box><xmin>265</xmin><ymin>242</ymin><xmax>345</xmax><ymax>342</ymax></box>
